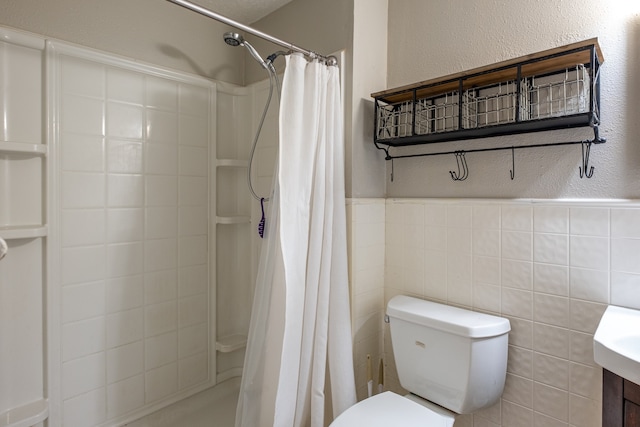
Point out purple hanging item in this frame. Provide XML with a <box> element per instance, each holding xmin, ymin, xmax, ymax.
<box><xmin>258</xmin><ymin>197</ymin><xmax>266</xmax><ymax>238</ymax></box>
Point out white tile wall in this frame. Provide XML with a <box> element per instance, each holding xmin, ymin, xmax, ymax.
<box><xmin>348</xmin><ymin>198</ymin><xmax>640</xmax><ymax>427</ymax></box>
<box><xmin>54</xmin><ymin>49</ymin><xmax>214</xmax><ymax>425</ymax></box>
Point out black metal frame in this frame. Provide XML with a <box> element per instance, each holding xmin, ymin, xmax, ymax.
<box><xmin>373</xmin><ymin>43</ymin><xmax>604</xmax><ymax>169</ymax></box>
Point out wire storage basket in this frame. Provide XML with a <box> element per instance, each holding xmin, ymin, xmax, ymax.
<box><xmin>375</xmin><ymin>100</ymin><xmax>414</xmax><ymax>139</ymax></box>
<box><xmin>526</xmin><ymin>64</ymin><xmax>590</xmax><ymax>120</ymax></box>
<box><xmin>416</xmin><ymin>91</ymin><xmax>460</xmax><ymax>134</ymax></box>
<box><xmin>462</xmin><ymin>80</ymin><xmax>528</xmax><ymax>129</ymax></box>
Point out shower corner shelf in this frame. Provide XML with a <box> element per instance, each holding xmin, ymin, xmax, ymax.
<box><xmin>0</xmin><ymin>141</ymin><xmax>47</xmax><ymax>155</ymax></box>
<box><xmin>371</xmin><ymin>38</ymin><xmax>604</xmax><ymax>161</ymax></box>
<box><xmin>0</xmin><ymin>398</ymin><xmax>49</xmax><ymax>427</ymax></box>
<box><xmin>217</xmin><ymin>158</ymin><xmax>249</xmax><ymax>168</ymax></box>
<box><xmin>216</xmin><ymin>215</ymin><xmax>251</xmax><ymax>225</ymax></box>
<box><xmin>216</xmin><ymin>334</ymin><xmax>247</xmax><ymax>353</ymax></box>
<box><xmin>0</xmin><ymin>225</ymin><xmax>48</xmax><ymax>240</ymax></box>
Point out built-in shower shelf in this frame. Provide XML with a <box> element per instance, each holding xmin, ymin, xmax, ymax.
<box><xmin>217</xmin><ymin>159</ymin><xmax>249</xmax><ymax>168</ymax></box>
<box><xmin>216</xmin><ymin>215</ymin><xmax>250</xmax><ymax>225</ymax></box>
<box><xmin>0</xmin><ymin>398</ymin><xmax>48</xmax><ymax>427</ymax></box>
<box><xmin>0</xmin><ymin>142</ymin><xmax>47</xmax><ymax>155</ymax></box>
<box><xmin>216</xmin><ymin>334</ymin><xmax>247</xmax><ymax>353</ymax></box>
<box><xmin>0</xmin><ymin>225</ymin><xmax>48</xmax><ymax>240</ymax></box>
<box><xmin>217</xmin><ymin>367</ymin><xmax>243</xmax><ymax>383</ymax></box>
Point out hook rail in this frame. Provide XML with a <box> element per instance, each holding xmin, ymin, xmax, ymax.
<box><xmin>378</xmin><ymin>126</ymin><xmax>606</xmax><ymax>181</ymax></box>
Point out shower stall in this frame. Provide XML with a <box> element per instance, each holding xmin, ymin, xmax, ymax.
<box><xmin>0</xmin><ymin>24</ymin><xmax>279</xmax><ymax>427</ymax></box>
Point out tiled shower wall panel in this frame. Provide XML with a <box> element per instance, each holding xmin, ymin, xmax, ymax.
<box><xmin>378</xmin><ymin>198</ymin><xmax>640</xmax><ymax>427</ymax></box>
<box><xmin>53</xmin><ymin>46</ymin><xmax>214</xmax><ymax>426</ymax></box>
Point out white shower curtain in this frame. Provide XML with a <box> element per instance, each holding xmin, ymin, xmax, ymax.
<box><xmin>235</xmin><ymin>53</ymin><xmax>356</xmax><ymax>427</ymax></box>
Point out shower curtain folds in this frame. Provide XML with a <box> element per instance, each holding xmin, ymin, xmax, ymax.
<box><xmin>235</xmin><ymin>53</ymin><xmax>356</xmax><ymax>427</ymax></box>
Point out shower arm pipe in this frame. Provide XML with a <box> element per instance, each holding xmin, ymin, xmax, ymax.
<box><xmin>166</xmin><ymin>0</ymin><xmax>337</xmax><ymax>65</ymax></box>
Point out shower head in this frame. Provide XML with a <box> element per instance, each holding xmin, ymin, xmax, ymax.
<box><xmin>222</xmin><ymin>31</ymin><xmax>269</xmax><ymax>70</ymax></box>
<box><xmin>223</xmin><ymin>32</ymin><xmax>243</xmax><ymax>47</ymax></box>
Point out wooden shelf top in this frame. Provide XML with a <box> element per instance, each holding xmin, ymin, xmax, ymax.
<box><xmin>372</xmin><ymin>38</ymin><xmax>603</xmax><ymax>104</ymax></box>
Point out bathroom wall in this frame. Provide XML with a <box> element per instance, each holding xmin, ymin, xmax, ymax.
<box><xmin>385</xmin><ymin>0</ymin><xmax>640</xmax><ymax>199</ymax></box>
<box><xmin>0</xmin><ymin>0</ymin><xmax>244</xmax><ymax>84</ymax></box>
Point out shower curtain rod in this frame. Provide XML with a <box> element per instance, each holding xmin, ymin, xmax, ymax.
<box><xmin>165</xmin><ymin>0</ymin><xmax>337</xmax><ymax>65</ymax></box>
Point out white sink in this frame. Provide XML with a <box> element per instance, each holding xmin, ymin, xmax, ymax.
<box><xmin>594</xmin><ymin>305</ymin><xmax>640</xmax><ymax>385</ymax></box>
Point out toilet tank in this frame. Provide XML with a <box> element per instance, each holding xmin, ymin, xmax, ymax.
<box><xmin>387</xmin><ymin>295</ymin><xmax>510</xmax><ymax>414</ymax></box>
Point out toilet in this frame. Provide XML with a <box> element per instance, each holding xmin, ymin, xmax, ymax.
<box><xmin>331</xmin><ymin>295</ymin><xmax>511</xmax><ymax>426</ymax></box>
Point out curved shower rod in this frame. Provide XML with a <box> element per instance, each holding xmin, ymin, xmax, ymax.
<box><xmin>165</xmin><ymin>0</ymin><xmax>337</xmax><ymax>65</ymax></box>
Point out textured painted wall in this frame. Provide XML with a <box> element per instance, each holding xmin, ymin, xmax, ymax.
<box><xmin>385</xmin><ymin>0</ymin><xmax>640</xmax><ymax>199</ymax></box>
<box><xmin>0</xmin><ymin>0</ymin><xmax>245</xmax><ymax>85</ymax></box>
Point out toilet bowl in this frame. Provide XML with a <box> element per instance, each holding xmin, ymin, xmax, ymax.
<box><xmin>331</xmin><ymin>295</ymin><xmax>510</xmax><ymax>426</ymax></box>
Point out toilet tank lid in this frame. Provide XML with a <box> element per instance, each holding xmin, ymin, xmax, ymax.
<box><xmin>387</xmin><ymin>295</ymin><xmax>510</xmax><ymax>338</ymax></box>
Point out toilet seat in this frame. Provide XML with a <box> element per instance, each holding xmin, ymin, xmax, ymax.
<box><xmin>330</xmin><ymin>391</ymin><xmax>455</xmax><ymax>427</ymax></box>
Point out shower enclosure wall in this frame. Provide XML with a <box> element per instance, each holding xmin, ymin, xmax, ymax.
<box><xmin>0</xmin><ymin>26</ymin><xmax>274</xmax><ymax>427</ymax></box>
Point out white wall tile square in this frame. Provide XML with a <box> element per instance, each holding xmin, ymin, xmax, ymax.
<box><xmin>502</xmin><ymin>259</ymin><xmax>533</xmax><ymax>290</ymax></box>
<box><xmin>534</xmin><ymin>233</ymin><xmax>568</xmax><ymax>265</ymax></box>
<box><xmin>610</xmin><ymin>271</ymin><xmax>640</xmax><ymax>309</ymax></box>
<box><xmin>145</xmin><ymin>332</ymin><xmax>177</xmax><ymax>370</ymax></box>
<box><xmin>62</xmin><ymin>317</ymin><xmax>105</xmax><ymax>362</ymax></box>
<box><xmin>534</xmin><ymin>263</ymin><xmax>568</xmax><ymax>296</ymax></box>
<box><xmin>61</xmin><ymin>56</ymin><xmax>105</xmax><ymax>98</ymax></box>
<box><xmin>179</xmin><ymin>114</ymin><xmax>208</xmax><ymax>146</ymax></box>
<box><xmin>501</xmin><ymin>205</ymin><xmax>532</xmax><ymax>232</ymax></box>
<box><xmin>106</xmin><ymin>375</ymin><xmax>145</xmax><ymax>419</ymax></box>
<box><xmin>107</xmin><ymin>208</ymin><xmax>144</xmax><ymax>243</ymax></box>
<box><xmin>106</xmin><ymin>275</ymin><xmax>144</xmax><ymax>314</ymax></box>
<box><xmin>611</xmin><ymin>238</ymin><xmax>640</xmax><ymax>274</ymax></box>
<box><xmin>62</xmin><ymin>353</ymin><xmax>106</xmax><ymax>399</ymax></box>
<box><xmin>569</xmin><ymin>235</ymin><xmax>608</xmax><ymax>271</ymax></box>
<box><xmin>107</xmin><ymin>242</ymin><xmax>144</xmax><ymax>278</ymax></box>
<box><xmin>106</xmin><ymin>341</ymin><xmax>143</xmax><ymax>383</ymax></box>
<box><xmin>145</xmin><ymin>363</ymin><xmax>178</xmax><ymax>403</ymax></box>
<box><xmin>146</xmin><ymin>110</ymin><xmax>178</xmax><ymax>143</ymax></box>
<box><xmin>108</xmin><ymin>174</ymin><xmax>144</xmax><ymax>207</ymax></box>
<box><xmin>62</xmin><ymin>172</ymin><xmax>105</xmax><ymax>208</ymax></box>
<box><xmin>534</xmin><ymin>206</ymin><xmax>568</xmax><ymax>234</ymax></box>
<box><xmin>62</xmin><ymin>281</ymin><xmax>106</xmax><ymax>323</ymax></box>
<box><xmin>146</xmin><ymin>143</ymin><xmax>178</xmax><ymax>175</ymax></box>
<box><xmin>61</xmin><ymin>133</ymin><xmax>104</xmax><ymax>172</ymax></box>
<box><xmin>533</xmin><ymin>352</ymin><xmax>569</xmax><ymax>391</ymax></box>
<box><xmin>533</xmin><ymin>382</ymin><xmax>568</xmax><ymax>421</ymax></box>
<box><xmin>62</xmin><ymin>95</ymin><xmax>104</xmax><ymax>136</ymax></box>
<box><xmin>107</xmin><ymin>102</ymin><xmax>143</xmax><ymax>139</ymax></box>
<box><xmin>502</xmin><ymin>231</ymin><xmax>532</xmax><ymax>261</ymax></box>
<box><xmin>106</xmin><ymin>308</ymin><xmax>144</xmax><ymax>348</ymax></box>
<box><xmin>107</xmin><ymin>68</ymin><xmax>144</xmax><ymax>105</ymax></box>
<box><xmin>178</xmin><ymin>352</ymin><xmax>208</xmax><ymax>389</ymax></box>
<box><xmin>145</xmin><ymin>77</ymin><xmax>178</xmax><ymax>111</ymax></box>
<box><xmin>62</xmin><ymin>387</ymin><xmax>107</xmax><ymax>427</ymax></box>
<box><xmin>570</xmin><ymin>207</ymin><xmax>609</xmax><ymax>237</ymax></box>
<box><xmin>107</xmin><ymin>139</ymin><xmax>143</xmax><ymax>174</ymax></box>
<box><xmin>611</xmin><ymin>208</ymin><xmax>640</xmax><ymax>238</ymax></box>
<box><xmin>62</xmin><ymin>246</ymin><xmax>106</xmax><ymax>285</ymax></box>
<box><xmin>62</xmin><ymin>209</ymin><xmax>106</xmax><ymax>247</ymax></box>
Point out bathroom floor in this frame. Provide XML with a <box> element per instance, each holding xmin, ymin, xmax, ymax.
<box><xmin>124</xmin><ymin>378</ymin><xmax>240</xmax><ymax>427</ymax></box>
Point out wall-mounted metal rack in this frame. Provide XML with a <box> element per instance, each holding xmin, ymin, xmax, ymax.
<box><xmin>371</xmin><ymin>38</ymin><xmax>605</xmax><ymax>179</ymax></box>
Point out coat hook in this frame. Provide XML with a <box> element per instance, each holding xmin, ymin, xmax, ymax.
<box><xmin>509</xmin><ymin>146</ymin><xmax>515</xmax><ymax>180</ymax></box>
<box><xmin>579</xmin><ymin>140</ymin><xmax>595</xmax><ymax>178</ymax></box>
<box><xmin>450</xmin><ymin>151</ymin><xmax>469</xmax><ymax>181</ymax></box>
